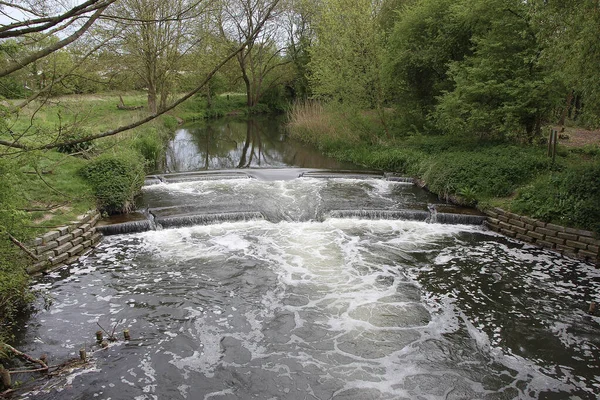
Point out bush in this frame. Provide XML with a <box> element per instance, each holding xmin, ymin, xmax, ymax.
<box><xmin>79</xmin><ymin>150</ymin><xmax>145</xmax><ymax>214</ymax></box>
<box><xmin>422</xmin><ymin>147</ymin><xmax>550</xmax><ymax>200</ymax></box>
<box><xmin>56</xmin><ymin>128</ymin><xmax>94</xmax><ymax>154</ymax></box>
<box><xmin>132</xmin><ymin>128</ymin><xmax>165</xmax><ymax>172</ymax></box>
<box><xmin>512</xmin><ymin>162</ymin><xmax>600</xmax><ymax>233</ymax></box>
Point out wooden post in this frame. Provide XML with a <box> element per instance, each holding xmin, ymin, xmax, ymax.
<box><xmin>96</xmin><ymin>330</ymin><xmax>103</xmax><ymax>342</ymax></box>
<box><xmin>0</xmin><ymin>364</ymin><xmax>11</xmax><ymax>388</ymax></box>
<box><xmin>548</xmin><ymin>128</ymin><xmax>558</xmax><ymax>163</ymax></box>
<box><xmin>101</xmin><ymin>340</ymin><xmax>109</xmax><ymax>349</ymax></box>
<box><xmin>79</xmin><ymin>348</ymin><xmax>87</xmax><ymax>362</ymax></box>
<box><xmin>123</xmin><ymin>329</ymin><xmax>131</xmax><ymax>341</ymax></box>
<box><xmin>589</xmin><ymin>302</ymin><xmax>596</xmax><ymax>315</ymax></box>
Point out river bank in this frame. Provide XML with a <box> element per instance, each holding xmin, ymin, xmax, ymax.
<box><xmin>287</xmin><ymin>102</ymin><xmax>600</xmax><ymax>236</ymax></box>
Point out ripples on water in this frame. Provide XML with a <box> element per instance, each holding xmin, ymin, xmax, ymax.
<box><xmin>21</xmin><ymin>217</ymin><xmax>600</xmax><ymax>399</ymax></box>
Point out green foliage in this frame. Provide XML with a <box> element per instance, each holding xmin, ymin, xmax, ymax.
<box><xmin>79</xmin><ymin>150</ymin><xmax>145</xmax><ymax>214</ymax></box>
<box><xmin>132</xmin><ymin>130</ymin><xmax>164</xmax><ymax>172</ymax></box>
<box><xmin>0</xmin><ymin>160</ymin><xmax>32</xmax><ymax>341</ymax></box>
<box><xmin>512</xmin><ymin>162</ymin><xmax>600</xmax><ymax>233</ymax></box>
<box><xmin>434</xmin><ymin>0</ymin><xmax>556</xmax><ymax>141</ymax></box>
<box><xmin>56</xmin><ymin>129</ymin><xmax>94</xmax><ymax>154</ymax></box>
<box><xmin>310</xmin><ymin>0</ymin><xmax>385</xmax><ymax>109</ymax></box>
<box><xmin>421</xmin><ymin>147</ymin><xmax>550</xmax><ymax>200</ymax></box>
<box><xmin>384</xmin><ymin>0</ymin><xmax>474</xmax><ymax>132</ymax></box>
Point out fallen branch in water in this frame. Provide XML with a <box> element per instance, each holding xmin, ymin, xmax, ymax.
<box><xmin>0</xmin><ymin>344</ymin><xmax>48</xmax><ymax>371</ymax></box>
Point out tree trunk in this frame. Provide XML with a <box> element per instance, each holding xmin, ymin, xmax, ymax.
<box><xmin>147</xmin><ymin>84</ymin><xmax>157</xmax><ymax>114</ymax></box>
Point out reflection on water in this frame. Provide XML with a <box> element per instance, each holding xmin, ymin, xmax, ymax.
<box><xmin>164</xmin><ymin>116</ymin><xmax>357</xmax><ymax>172</ymax></box>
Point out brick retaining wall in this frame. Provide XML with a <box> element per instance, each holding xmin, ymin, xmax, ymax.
<box><xmin>26</xmin><ymin>211</ymin><xmax>103</xmax><ymax>274</ymax></box>
<box><xmin>485</xmin><ymin>208</ymin><xmax>600</xmax><ymax>265</ymax></box>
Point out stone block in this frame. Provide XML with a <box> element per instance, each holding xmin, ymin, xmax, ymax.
<box><xmin>68</xmin><ymin>244</ymin><xmax>84</xmax><ymax>257</ymax></box>
<box><xmin>499</xmin><ymin>221</ymin><xmax>513</xmax><ymax>231</ymax></box>
<box><xmin>37</xmin><ymin>250</ymin><xmax>55</xmax><ymax>262</ymax></box>
<box><xmin>82</xmin><ymin>230</ymin><xmax>93</xmax><ymax>240</ymax></box>
<box><xmin>41</xmin><ymin>230</ymin><xmax>60</xmax><ymax>243</ymax></box>
<box><xmin>516</xmin><ymin>234</ymin><xmax>533</xmax><ymax>243</ymax></box>
<box><xmin>56</xmin><ymin>233</ymin><xmax>73</xmax><ymax>246</ymax></box>
<box><xmin>66</xmin><ymin>256</ymin><xmax>81</xmax><ymax>265</ymax></box>
<box><xmin>535</xmin><ymin>227</ymin><xmax>557</xmax><ymax>237</ymax></box>
<box><xmin>566</xmin><ymin>240</ymin><xmax>588</xmax><ymax>250</ymax></box>
<box><xmin>35</xmin><ymin>241</ymin><xmax>58</xmax><ymax>255</ymax></box>
<box><xmin>536</xmin><ymin>240</ymin><xmax>555</xmax><ymax>249</ymax></box>
<box><xmin>89</xmin><ymin>213</ymin><xmax>101</xmax><ymax>226</ymax></box>
<box><xmin>525</xmin><ymin>224</ymin><xmax>535</xmax><ymax>231</ymax></box>
<box><xmin>71</xmin><ymin>228</ymin><xmax>83</xmax><ymax>238</ymax></box>
<box><xmin>578</xmin><ymin>236</ymin><xmax>600</xmax><ymax>246</ymax></box>
<box><xmin>54</xmin><ymin>242</ymin><xmax>73</xmax><ymax>255</ymax></box>
<box><xmin>78</xmin><ymin>212</ymin><xmax>92</xmax><ymax>224</ymax></box>
<box><xmin>557</xmin><ymin>232</ymin><xmax>578</xmax><ymax>241</ymax></box>
<box><xmin>505</xmin><ymin>212</ymin><xmax>521</xmax><ymax>221</ymax></box>
<box><xmin>546</xmin><ymin>236</ymin><xmax>566</xmax><ymax>246</ymax></box>
<box><xmin>28</xmin><ymin>237</ymin><xmax>43</xmax><ymax>247</ymax></box>
<box><xmin>27</xmin><ymin>261</ymin><xmax>49</xmax><ymax>274</ymax></box>
<box><xmin>500</xmin><ymin>228</ymin><xmax>517</xmax><ymax>238</ymax></box>
<box><xmin>513</xmin><ymin>226</ymin><xmax>528</xmax><ymax>235</ymax></box>
<box><xmin>521</xmin><ymin>216</ymin><xmax>537</xmax><ymax>226</ymax></box>
<box><xmin>556</xmin><ymin>244</ymin><xmax>577</xmax><ymax>256</ymax></box>
<box><xmin>534</xmin><ymin>220</ymin><xmax>547</xmax><ymax>228</ymax></box>
<box><xmin>565</xmin><ymin>227</ymin><xmax>595</xmax><ymax>237</ymax></box>
<box><xmin>80</xmin><ymin>223</ymin><xmax>91</xmax><ymax>233</ymax></box>
<box><xmin>578</xmin><ymin>250</ymin><xmax>598</xmax><ymax>260</ymax></box>
<box><xmin>82</xmin><ymin>240</ymin><xmax>92</xmax><ymax>249</ymax></box>
<box><xmin>57</xmin><ymin>226</ymin><xmax>70</xmax><ymax>235</ymax></box>
<box><xmin>91</xmin><ymin>233</ymin><xmax>103</xmax><ymax>245</ymax></box>
<box><xmin>485</xmin><ymin>210</ymin><xmax>498</xmax><ymax>218</ymax></box>
<box><xmin>72</xmin><ymin>236</ymin><xmax>83</xmax><ymax>246</ymax></box>
<box><xmin>545</xmin><ymin>223</ymin><xmax>566</xmax><ymax>233</ymax></box>
<box><xmin>508</xmin><ymin>219</ymin><xmax>525</xmax><ymax>228</ymax></box>
<box><xmin>528</xmin><ymin>231</ymin><xmax>545</xmax><ymax>240</ymax></box>
<box><xmin>587</xmin><ymin>245</ymin><xmax>599</xmax><ymax>254</ymax></box>
<box><xmin>498</xmin><ymin>215</ymin><xmax>509</xmax><ymax>223</ymax></box>
<box><xmin>50</xmin><ymin>253</ymin><xmax>68</xmax><ymax>265</ymax></box>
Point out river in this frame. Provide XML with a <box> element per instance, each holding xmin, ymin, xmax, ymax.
<box><xmin>14</xmin><ymin>117</ymin><xmax>600</xmax><ymax>399</ymax></box>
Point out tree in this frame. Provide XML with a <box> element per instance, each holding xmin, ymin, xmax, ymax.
<box><xmin>0</xmin><ymin>0</ymin><xmax>282</xmax><ymax>152</ymax></box>
<box><xmin>217</xmin><ymin>0</ymin><xmax>291</xmax><ymax>108</ymax></box>
<box><xmin>434</xmin><ymin>0</ymin><xmax>555</xmax><ymax>142</ymax></box>
<box><xmin>383</xmin><ymin>0</ymin><xmax>474</xmax><ymax>132</ymax></box>
<box><xmin>531</xmin><ymin>0</ymin><xmax>600</xmax><ymax>127</ymax></box>
<box><xmin>309</xmin><ymin>0</ymin><xmax>384</xmax><ymax>109</ymax></box>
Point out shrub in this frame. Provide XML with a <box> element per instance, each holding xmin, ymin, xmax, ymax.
<box><xmin>56</xmin><ymin>128</ymin><xmax>94</xmax><ymax>154</ymax></box>
<box><xmin>133</xmin><ymin>129</ymin><xmax>164</xmax><ymax>172</ymax></box>
<box><xmin>512</xmin><ymin>162</ymin><xmax>600</xmax><ymax>233</ymax></box>
<box><xmin>79</xmin><ymin>150</ymin><xmax>145</xmax><ymax>214</ymax></box>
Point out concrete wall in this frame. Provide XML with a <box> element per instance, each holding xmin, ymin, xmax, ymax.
<box><xmin>26</xmin><ymin>211</ymin><xmax>103</xmax><ymax>274</ymax></box>
<box><xmin>485</xmin><ymin>208</ymin><xmax>600</xmax><ymax>265</ymax></box>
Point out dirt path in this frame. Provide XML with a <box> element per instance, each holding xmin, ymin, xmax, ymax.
<box><xmin>560</xmin><ymin>127</ymin><xmax>600</xmax><ymax>148</ymax></box>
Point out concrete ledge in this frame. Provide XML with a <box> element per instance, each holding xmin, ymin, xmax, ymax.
<box><xmin>484</xmin><ymin>208</ymin><xmax>599</xmax><ymax>265</ymax></box>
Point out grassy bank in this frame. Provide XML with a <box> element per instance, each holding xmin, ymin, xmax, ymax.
<box><xmin>288</xmin><ymin>101</ymin><xmax>600</xmax><ymax>234</ymax></box>
<box><xmin>0</xmin><ymin>91</ymin><xmax>246</xmax><ymax>341</ymax></box>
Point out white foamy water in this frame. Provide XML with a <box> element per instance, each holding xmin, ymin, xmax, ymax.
<box><xmin>19</xmin><ymin>217</ymin><xmax>600</xmax><ymax>399</ymax></box>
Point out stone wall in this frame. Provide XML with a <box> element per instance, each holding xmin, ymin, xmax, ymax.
<box><xmin>26</xmin><ymin>211</ymin><xmax>103</xmax><ymax>274</ymax></box>
<box><xmin>485</xmin><ymin>208</ymin><xmax>599</xmax><ymax>265</ymax></box>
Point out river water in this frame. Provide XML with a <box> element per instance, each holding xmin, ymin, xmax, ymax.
<box><xmin>15</xmin><ymin>118</ymin><xmax>600</xmax><ymax>399</ymax></box>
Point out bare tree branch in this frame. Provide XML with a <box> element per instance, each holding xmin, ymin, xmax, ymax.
<box><xmin>0</xmin><ymin>3</ymin><xmax>114</xmax><ymax>78</ymax></box>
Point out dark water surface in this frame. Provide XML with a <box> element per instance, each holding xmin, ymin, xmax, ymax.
<box><xmin>163</xmin><ymin>116</ymin><xmax>358</xmax><ymax>172</ymax></box>
<box><xmin>15</xmin><ymin>117</ymin><xmax>600</xmax><ymax>399</ymax></box>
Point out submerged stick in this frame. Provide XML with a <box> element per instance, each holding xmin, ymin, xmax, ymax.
<box><xmin>0</xmin><ymin>344</ymin><xmax>48</xmax><ymax>370</ymax></box>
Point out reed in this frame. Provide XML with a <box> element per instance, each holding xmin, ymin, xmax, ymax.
<box><xmin>287</xmin><ymin>100</ymin><xmax>359</xmax><ymax>147</ymax></box>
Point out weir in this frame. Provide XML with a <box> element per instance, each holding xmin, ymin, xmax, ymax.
<box><xmin>19</xmin><ymin>120</ymin><xmax>600</xmax><ymax>400</ymax></box>
<box><xmin>97</xmin><ymin>170</ymin><xmax>487</xmax><ymax>235</ymax></box>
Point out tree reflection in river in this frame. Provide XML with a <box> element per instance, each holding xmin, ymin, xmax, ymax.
<box><xmin>163</xmin><ymin>116</ymin><xmax>357</xmax><ymax>172</ymax></box>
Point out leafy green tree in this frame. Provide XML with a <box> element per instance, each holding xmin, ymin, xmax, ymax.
<box><xmin>383</xmin><ymin>0</ymin><xmax>474</xmax><ymax>133</ymax></box>
<box><xmin>434</xmin><ymin>0</ymin><xmax>556</xmax><ymax>142</ymax></box>
<box><xmin>309</xmin><ymin>0</ymin><xmax>384</xmax><ymax>109</ymax></box>
<box><xmin>531</xmin><ymin>0</ymin><xmax>600</xmax><ymax>127</ymax></box>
